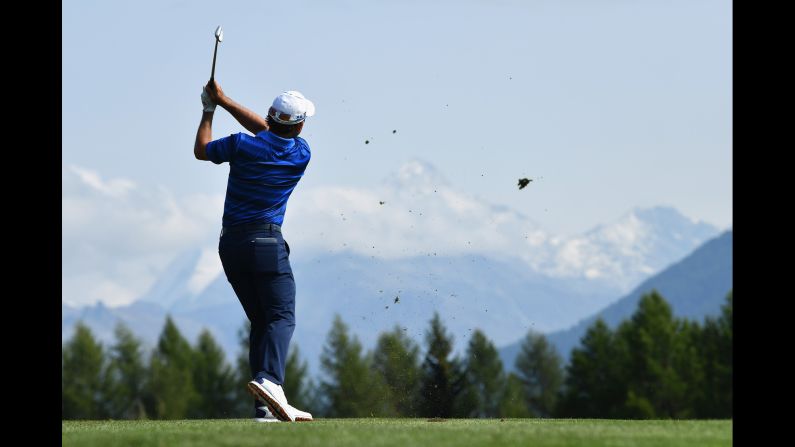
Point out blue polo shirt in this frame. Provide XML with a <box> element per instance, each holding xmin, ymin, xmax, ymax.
<box><xmin>206</xmin><ymin>130</ymin><xmax>311</xmax><ymax>227</ymax></box>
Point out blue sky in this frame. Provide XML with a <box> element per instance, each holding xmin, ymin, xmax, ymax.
<box><xmin>62</xmin><ymin>0</ymin><xmax>732</xmax><ymax>307</ymax></box>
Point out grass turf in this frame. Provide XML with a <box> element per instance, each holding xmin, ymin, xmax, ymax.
<box><xmin>62</xmin><ymin>418</ymin><xmax>732</xmax><ymax>447</ymax></box>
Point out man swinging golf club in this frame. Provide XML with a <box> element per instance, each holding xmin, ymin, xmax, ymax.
<box><xmin>194</xmin><ymin>38</ymin><xmax>315</xmax><ymax>421</ymax></box>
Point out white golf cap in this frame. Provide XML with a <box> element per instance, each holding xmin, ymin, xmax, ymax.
<box><xmin>268</xmin><ymin>91</ymin><xmax>316</xmax><ymax>125</ymax></box>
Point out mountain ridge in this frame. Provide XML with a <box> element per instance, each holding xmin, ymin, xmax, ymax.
<box><xmin>498</xmin><ymin>229</ymin><xmax>733</xmax><ymax>370</ymax></box>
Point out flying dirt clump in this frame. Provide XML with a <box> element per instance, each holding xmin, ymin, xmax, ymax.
<box><xmin>518</xmin><ymin>178</ymin><xmax>532</xmax><ymax>190</ymax></box>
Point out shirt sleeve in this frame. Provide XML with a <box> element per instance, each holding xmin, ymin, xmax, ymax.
<box><xmin>206</xmin><ymin>133</ymin><xmax>242</xmax><ymax>164</ymax></box>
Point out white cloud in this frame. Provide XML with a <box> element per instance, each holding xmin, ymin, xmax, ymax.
<box><xmin>286</xmin><ymin>160</ymin><xmax>550</xmax><ymax>262</ymax></box>
<box><xmin>62</xmin><ymin>159</ymin><xmax>717</xmax><ymax>308</ymax></box>
<box><xmin>62</xmin><ymin>164</ymin><xmax>224</xmax><ymax>307</ymax></box>
<box><xmin>68</xmin><ymin>165</ymin><xmax>136</xmax><ymax>198</ymax></box>
<box><xmin>286</xmin><ymin>161</ymin><xmax>717</xmax><ymax>291</ymax></box>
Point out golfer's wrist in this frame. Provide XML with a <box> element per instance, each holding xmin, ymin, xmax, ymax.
<box><xmin>217</xmin><ymin>95</ymin><xmax>232</xmax><ymax>109</ymax></box>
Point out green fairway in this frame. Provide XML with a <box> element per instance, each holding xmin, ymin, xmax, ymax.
<box><xmin>62</xmin><ymin>418</ymin><xmax>732</xmax><ymax>447</ymax></box>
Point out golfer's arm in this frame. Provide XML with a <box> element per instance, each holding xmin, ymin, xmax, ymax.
<box><xmin>194</xmin><ymin>111</ymin><xmax>214</xmax><ymax>160</ymax></box>
<box><xmin>219</xmin><ymin>97</ymin><xmax>269</xmax><ymax>135</ymax></box>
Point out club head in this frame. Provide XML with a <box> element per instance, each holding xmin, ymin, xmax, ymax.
<box><xmin>215</xmin><ymin>26</ymin><xmax>223</xmax><ymax>43</ymax></box>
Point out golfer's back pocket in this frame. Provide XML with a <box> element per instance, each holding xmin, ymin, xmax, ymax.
<box><xmin>251</xmin><ymin>237</ymin><xmax>279</xmax><ymax>272</ymax></box>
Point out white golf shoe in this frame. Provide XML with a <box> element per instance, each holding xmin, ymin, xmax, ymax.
<box><xmin>247</xmin><ymin>378</ymin><xmax>295</xmax><ymax>422</ymax></box>
<box><xmin>288</xmin><ymin>404</ymin><xmax>313</xmax><ymax>422</ymax></box>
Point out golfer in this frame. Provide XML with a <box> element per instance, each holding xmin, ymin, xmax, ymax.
<box><xmin>195</xmin><ymin>80</ymin><xmax>315</xmax><ymax>422</ymax></box>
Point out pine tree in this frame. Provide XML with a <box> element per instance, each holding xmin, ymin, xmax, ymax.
<box><xmin>696</xmin><ymin>291</ymin><xmax>732</xmax><ymax>417</ymax></box>
<box><xmin>499</xmin><ymin>373</ymin><xmax>533</xmax><ymax>418</ymax></box>
<box><xmin>671</xmin><ymin>319</ymin><xmax>705</xmax><ymax>418</ymax></box>
<box><xmin>105</xmin><ymin>323</ymin><xmax>147</xmax><ymax>419</ymax></box>
<box><xmin>62</xmin><ymin>322</ymin><xmax>108</xmax><ymax>419</ymax></box>
<box><xmin>191</xmin><ymin>329</ymin><xmax>237</xmax><ymax>418</ymax></box>
<box><xmin>418</xmin><ymin>312</ymin><xmax>465</xmax><ymax>418</ymax></box>
<box><xmin>557</xmin><ymin>290</ymin><xmax>732</xmax><ymax>419</ymax></box>
<box><xmin>458</xmin><ymin>329</ymin><xmax>507</xmax><ymax>418</ymax></box>
<box><xmin>143</xmin><ymin>316</ymin><xmax>198</xmax><ymax>419</ymax></box>
<box><xmin>319</xmin><ymin>315</ymin><xmax>388</xmax><ymax>417</ymax></box>
<box><xmin>620</xmin><ymin>291</ymin><xmax>688</xmax><ymax>418</ymax></box>
<box><xmin>372</xmin><ymin>326</ymin><xmax>422</xmax><ymax>416</ymax></box>
<box><xmin>716</xmin><ymin>291</ymin><xmax>732</xmax><ymax>416</ymax></box>
<box><xmin>558</xmin><ymin>319</ymin><xmax>627</xmax><ymax>418</ymax></box>
<box><xmin>514</xmin><ymin>330</ymin><xmax>564</xmax><ymax>417</ymax></box>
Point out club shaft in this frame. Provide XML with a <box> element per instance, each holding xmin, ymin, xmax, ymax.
<box><xmin>210</xmin><ymin>40</ymin><xmax>219</xmax><ymax>80</ymax></box>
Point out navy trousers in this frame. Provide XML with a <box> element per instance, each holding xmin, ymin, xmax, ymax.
<box><xmin>218</xmin><ymin>227</ymin><xmax>295</xmax><ymax>385</ymax></box>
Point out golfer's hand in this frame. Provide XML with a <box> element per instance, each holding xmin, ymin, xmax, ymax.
<box><xmin>201</xmin><ymin>87</ymin><xmax>217</xmax><ymax>112</ymax></box>
<box><xmin>205</xmin><ymin>80</ymin><xmax>227</xmax><ymax>106</ymax></box>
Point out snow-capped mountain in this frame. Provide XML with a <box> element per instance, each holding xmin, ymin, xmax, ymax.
<box><xmin>62</xmin><ymin>160</ymin><xmax>721</xmax><ymax>373</ymax></box>
<box><xmin>499</xmin><ymin>230</ymin><xmax>734</xmax><ymax>368</ymax></box>
<box><xmin>137</xmin><ymin>247</ymin><xmax>203</xmax><ymax>310</ymax></box>
<box><xmin>284</xmin><ymin>160</ymin><xmax>718</xmax><ymax>292</ymax></box>
<box><xmin>536</xmin><ymin>206</ymin><xmax>719</xmax><ymax>290</ymax></box>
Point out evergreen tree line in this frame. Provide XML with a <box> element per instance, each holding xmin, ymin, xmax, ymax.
<box><xmin>62</xmin><ymin>290</ymin><xmax>732</xmax><ymax>420</ymax></box>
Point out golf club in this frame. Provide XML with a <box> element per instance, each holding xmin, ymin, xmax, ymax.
<box><xmin>210</xmin><ymin>25</ymin><xmax>223</xmax><ymax>82</ymax></box>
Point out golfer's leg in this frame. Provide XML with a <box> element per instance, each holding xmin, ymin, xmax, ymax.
<box><xmin>254</xmin><ymin>271</ymin><xmax>296</xmax><ymax>385</ymax></box>
<box><xmin>219</xmin><ymin>249</ymin><xmax>268</xmax><ymax>414</ymax></box>
<box><xmin>249</xmin><ymin>316</ymin><xmax>269</xmax><ymax>379</ymax></box>
<box><xmin>221</xmin><ymin>266</ymin><xmax>273</xmax><ymax>415</ymax></box>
